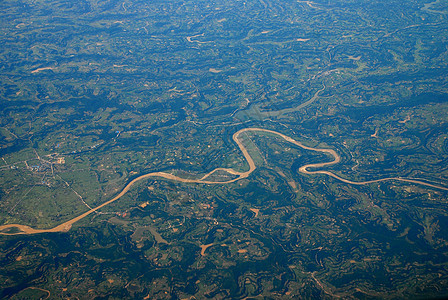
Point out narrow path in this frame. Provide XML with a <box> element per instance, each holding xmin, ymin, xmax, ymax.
<box><xmin>236</xmin><ymin>84</ymin><xmax>325</xmax><ymax>120</ymax></box>
<box><xmin>1</xmin><ymin>128</ymin><xmax>447</xmax><ymax>235</ymax></box>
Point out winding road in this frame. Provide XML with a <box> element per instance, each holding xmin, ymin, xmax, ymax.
<box><xmin>1</xmin><ymin>128</ymin><xmax>447</xmax><ymax>235</ymax></box>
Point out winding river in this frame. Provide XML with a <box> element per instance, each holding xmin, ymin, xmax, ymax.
<box><xmin>0</xmin><ymin>128</ymin><xmax>447</xmax><ymax>235</ymax></box>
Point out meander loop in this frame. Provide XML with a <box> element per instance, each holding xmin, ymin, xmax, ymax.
<box><xmin>1</xmin><ymin>128</ymin><xmax>447</xmax><ymax>235</ymax></box>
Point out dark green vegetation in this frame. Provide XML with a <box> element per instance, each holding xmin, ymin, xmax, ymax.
<box><xmin>1</xmin><ymin>0</ymin><xmax>448</xmax><ymax>298</ymax></box>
